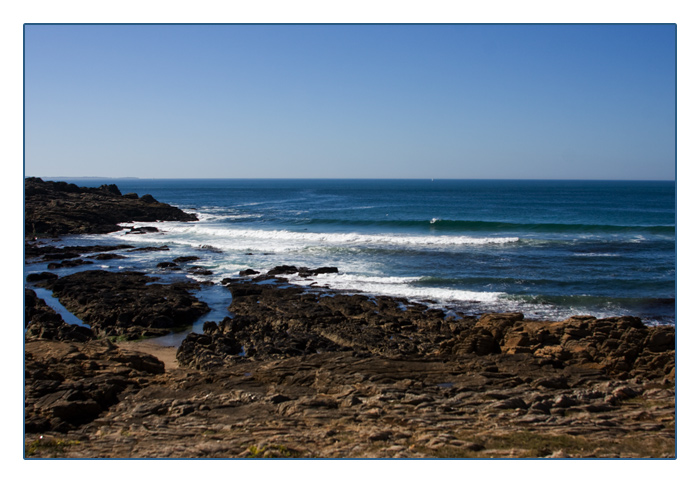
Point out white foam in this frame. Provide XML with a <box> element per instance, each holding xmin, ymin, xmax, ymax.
<box><xmin>573</xmin><ymin>253</ymin><xmax>620</xmax><ymax>257</ymax></box>
<box><xmin>288</xmin><ymin>272</ymin><xmax>504</xmax><ymax>304</ymax></box>
<box><xmin>154</xmin><ymin>223</ymin><xmax>519</xmax><ymax>250</ymax></box>
<box><xmin>194</xmin><ymin>211</ymin><xmax>262</xmax><ymax>223</ymax></box>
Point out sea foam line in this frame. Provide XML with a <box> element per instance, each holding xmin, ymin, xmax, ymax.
<box><xmin>288</xmin><ymin>273</ymin><xmax>505</xmax><ymax>304</ymax></box>
<box><xmin>157</xmin><ymin>223</ymin><xmax>520</xmax><ymax>248</ymax></box>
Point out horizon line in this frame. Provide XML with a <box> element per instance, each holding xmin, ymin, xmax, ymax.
<box><xmin>29</xmin><ymin>176</ymin><xmax>676</xmax><ymax>182</ymax></box>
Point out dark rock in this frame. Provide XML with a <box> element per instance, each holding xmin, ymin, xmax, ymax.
<box><xmin>189</xmin><ymin>267</ymin><xmax>214</xmax><ymax>276</ymax></box>
<box><xmin>177</xmin><ymin>330</ymin><xmax>243</xmax><ymax>370</ymax></box>
<box><xmin>265</xmin><ymin>265</ymin><xmax>338</xmax><ymax>278</ymax></box>
<box><xmin>581</xmin><ymin>403</ymin><xmax>618</xmax><ymax>413</ymax></box>
<box><xmin>239</xmin><ymin>269</ymin><xmax>260</xmax><ymax>276</ymax></box>
<box><xmin>267</xmin><ymin>265</ymin><xmax>299</xmax><ymax>276</ymax></box>
<box><xmin>47</xmin><ymin>259</ymin><xmax>94</xmax><ymax>270</ymax></box>
<box><xmin>26</xmin><ymin>272</ymin><xmax>58</xmax><ymax>283</ymax></box>
<box><xmin>529</xmin><ymin>400</ymin><xmax>552</xmax><ymax>414</ymax></box>
<box><xmin>157</xmin><ymin>262</ymin><xmax>179</xmax><ymax>269</ymax></box>
<box><xmin>25</xmin><ymin>242</ymin><xmax>135</xmax><ymax>262</ymax></box>
<box><xmin>34</xmin><ymin>270</ymin><xmax>209</xmax><ymax>338</ymax></box>
<box><xmin>552</xmin><ymin>394</ymin><xmax>577</xmax><ymax>408</ymax></box>
<box><xmin>312</xmin><ymin>267</ymin><xmax>339</xmax><ymax>275</ymax></box>
<box><xmin>176</xmin><ymin>276</ymin><xmax>456</xmax><ymax>366</ymax></box>
<box><xmin>50</xmin><ymin>400</ymin><xmax>103</xmax><ymax>424</ymax></box>
<box><xmin>491</xmin><ymin>397</ymin><xmax>528</xmax><ymax>410</ymax></box>
<box><xmin>464</xmin><ymin>442</ymin><xmax>486</xmax><ymax>452</ymax></box>
<box><xmin>269</xmin><ymin>394</ymin><xmax>292</xmax><ymax>404</ymax></box>
<box><xmin>127</xmin><ymin>226</ymin><xmax>159</xmax><ymax>234</ymax></box>
<box><xmin>532</xmin><ymin>376</ymin><xmax>569</xmax><ymax>390</ymax></box>
<box><xmin>129</xmin><ymin>246</ymin><xmax>170</xmax><ymax>252</ymax></box>
<box><xmin>25</xmin><ymin>177</ymin><xmax>196</xmax><ymax>237</ymax></box>
<box><xmin>99</xmin><ymin>184</ymin><xmax>122</xmax><ymax>196</ymax></box>
<box><xmin>644</xmin><ymin>327</ymin><xmax>675</xmax><ymax>352</ymax></box>
<box><xmin>89</xmin><ymin>253</ymin><xmax>127</xmax><ymax>260</ymax></box>
<box><xmin>41</xmin><ymin>252</ymin><xmax>81</xmax><ymax>260</ymax></box>
<box><xmin>298</xmin><ymin>266</ymin><xmax>339</xmax><ymax>277</ymax></box>
<box><xmin>197</xmin><ymin>245</ymin><xmax>223</xmax><ymax>253</ymax></box>
<box><xmin>368</xmin><ymin>430</ymin><xmax>393</xmax><ymax>442</ymax></box>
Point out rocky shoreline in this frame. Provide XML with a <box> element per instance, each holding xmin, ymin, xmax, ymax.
<box><xmin>25</xmin><ymin>177</ymin><xmax>197</xmax><ymax>237</ymax></box>
<box><xmin>23</xmin><ymin>178</ymin><xmax>676</xmax><ymax>458</ymax></box>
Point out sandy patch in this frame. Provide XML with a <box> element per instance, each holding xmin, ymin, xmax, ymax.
<box><xmin>117</xmin><ymin>340</ymin><xmax>179</xmax><ymax>371</ymax></box>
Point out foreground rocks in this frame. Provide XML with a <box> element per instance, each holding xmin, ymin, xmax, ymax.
<box><xmin>25</xmin><ymin>339</ymin><xmax>165</xmax><ymax>435</ymax></box>
<box><xmin>25</xmin><ymin>272</ymin><xmax>675</xmax><ymax>458</ymax></box>
<box><xmin>24</xmin><ymin>177</ymin><xmax>197</xmax><ymax>237</ymax></box>
<box><xmin>25</xmin><ymin>345</ymin><xmax>675</xmax><ymax>458</ymax></box>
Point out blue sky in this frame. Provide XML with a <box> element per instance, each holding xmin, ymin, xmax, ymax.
<box><xmin>23</xmin><ymin>24</ymin><xmax>676</xmax><ymax>179</ymax></box>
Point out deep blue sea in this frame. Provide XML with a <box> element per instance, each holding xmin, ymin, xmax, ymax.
<box><xmin>33</xmin><ymin>179</ymin><xmax>676</xmax><ymax>327</ymax></box>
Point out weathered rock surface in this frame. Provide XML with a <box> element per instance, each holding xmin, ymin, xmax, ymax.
<box><xmin>25</xmin><ymin>177</ymin><xmax>197</xmax><ymax>237</ymax></box>
<box><xmin>33</xmin><ymin>270</ymin><xmax>210</xmax><ymax>339</ymax></box>
<box><xmin>25</xmin><ymin>346</ymin><xmax>675</xmax><ymax>458</ymax></box>
<box><xmin>25</xmin><ymin>339</ymin><xmax>164</xmax><ymax>434</ymax></box>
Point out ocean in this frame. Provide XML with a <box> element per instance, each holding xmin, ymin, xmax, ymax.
<box><xmin>30</xmin><ymin>178</ymin><xmax>676</xmax><ymax>330</ymax></box>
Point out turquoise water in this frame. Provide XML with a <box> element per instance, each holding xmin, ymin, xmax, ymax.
<box><xmin>38</xmin><ymin>178</ymin><xmax>676</xmax><ymax>324</ymax></box>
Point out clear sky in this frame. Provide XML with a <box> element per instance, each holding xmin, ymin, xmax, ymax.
<box><xmin>23</xmin><ymin>24</ymin><xmax>676</xmax><ymax>180</ymax></box>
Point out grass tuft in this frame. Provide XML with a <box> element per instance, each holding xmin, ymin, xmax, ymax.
<box><xmin>246</xmin><ymin>444</ymin><xmax>302</xmax><ymax>458</ymax></box>
<box><xmin>25</xmin><ymin>436</ymin><xmax>80</xmax><ymax>457</ymax></box>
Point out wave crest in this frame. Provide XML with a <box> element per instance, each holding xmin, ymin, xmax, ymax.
<box><xmin>156</xmin><ymin>224</ymin><xmax>520</xmax><ymax>250</ymax></box>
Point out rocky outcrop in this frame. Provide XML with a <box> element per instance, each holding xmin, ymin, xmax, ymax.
<box><xmin>34</xmin><ymin>270</ymin><xmax>210</xmax><ymax>339</ymax></box>
<box><xmin>24</xmin><ymin>177</ymin><xmax>197</xmax><ymax>237</ymax></box>
<box><xmin>178</xmin><ymin>277</ymin><xmax>464</xmax><ymax>364</ymax></box>
<box><xmin>23</xmin><ymin>258</ymin><xmax>676</xmax><ymax>458</ymax></box>
<box><xmin>444</xmin><ymin>314</ymin><xmax>675</xmax><ymax>380</ymax></box>
<box><xmin>25</xmin><ymin>339</ymin><xmax>164</xmax><ymax>433</ymax></box>
<box><xmin>265</xmin><ymin>265</ymin><xmax>339</xmax><ymax>278</ymax></box>
<box><xmin>177</xmin><ymin>278</ymin><xmax>675</xmax><ymax>386</ymax></box>
<box><xmin>25</xmin><ymin>288</ymin><xmax>95</xmax><ymax>342</ymax></box>
<box><xmin>225</xmin><ymin>265</ymin><xmax>340</xmax><ymax>282</ymax></box>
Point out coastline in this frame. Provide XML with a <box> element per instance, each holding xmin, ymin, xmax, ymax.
<box><xmin>23</xmin><ymin>178</ymin><xmax>676</xmax><ymax>458</ymax></box>
<box><xmin>38</xmin><ymin>177</ymin><xmax>677</xmax><ymax>326</ymax></box>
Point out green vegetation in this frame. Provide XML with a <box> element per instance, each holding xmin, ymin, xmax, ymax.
<box><xmin>25</xmin><ymin>437</ymin><xmax>80</xmax><ymax>457</ymax></box>
<box><xmin>418</xmin><ymin>430</ymin><xmax>675</xmax><ymax>458</ymax></box>
<box><xmin>246</xmin><ymin>444</ymin><xmax>302</xmax><ymax>458</ymax></box>
<box><xmin>484</xmin><ymin>431</ymin><xmax>601</xmax><ymax>457</ymax></box>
